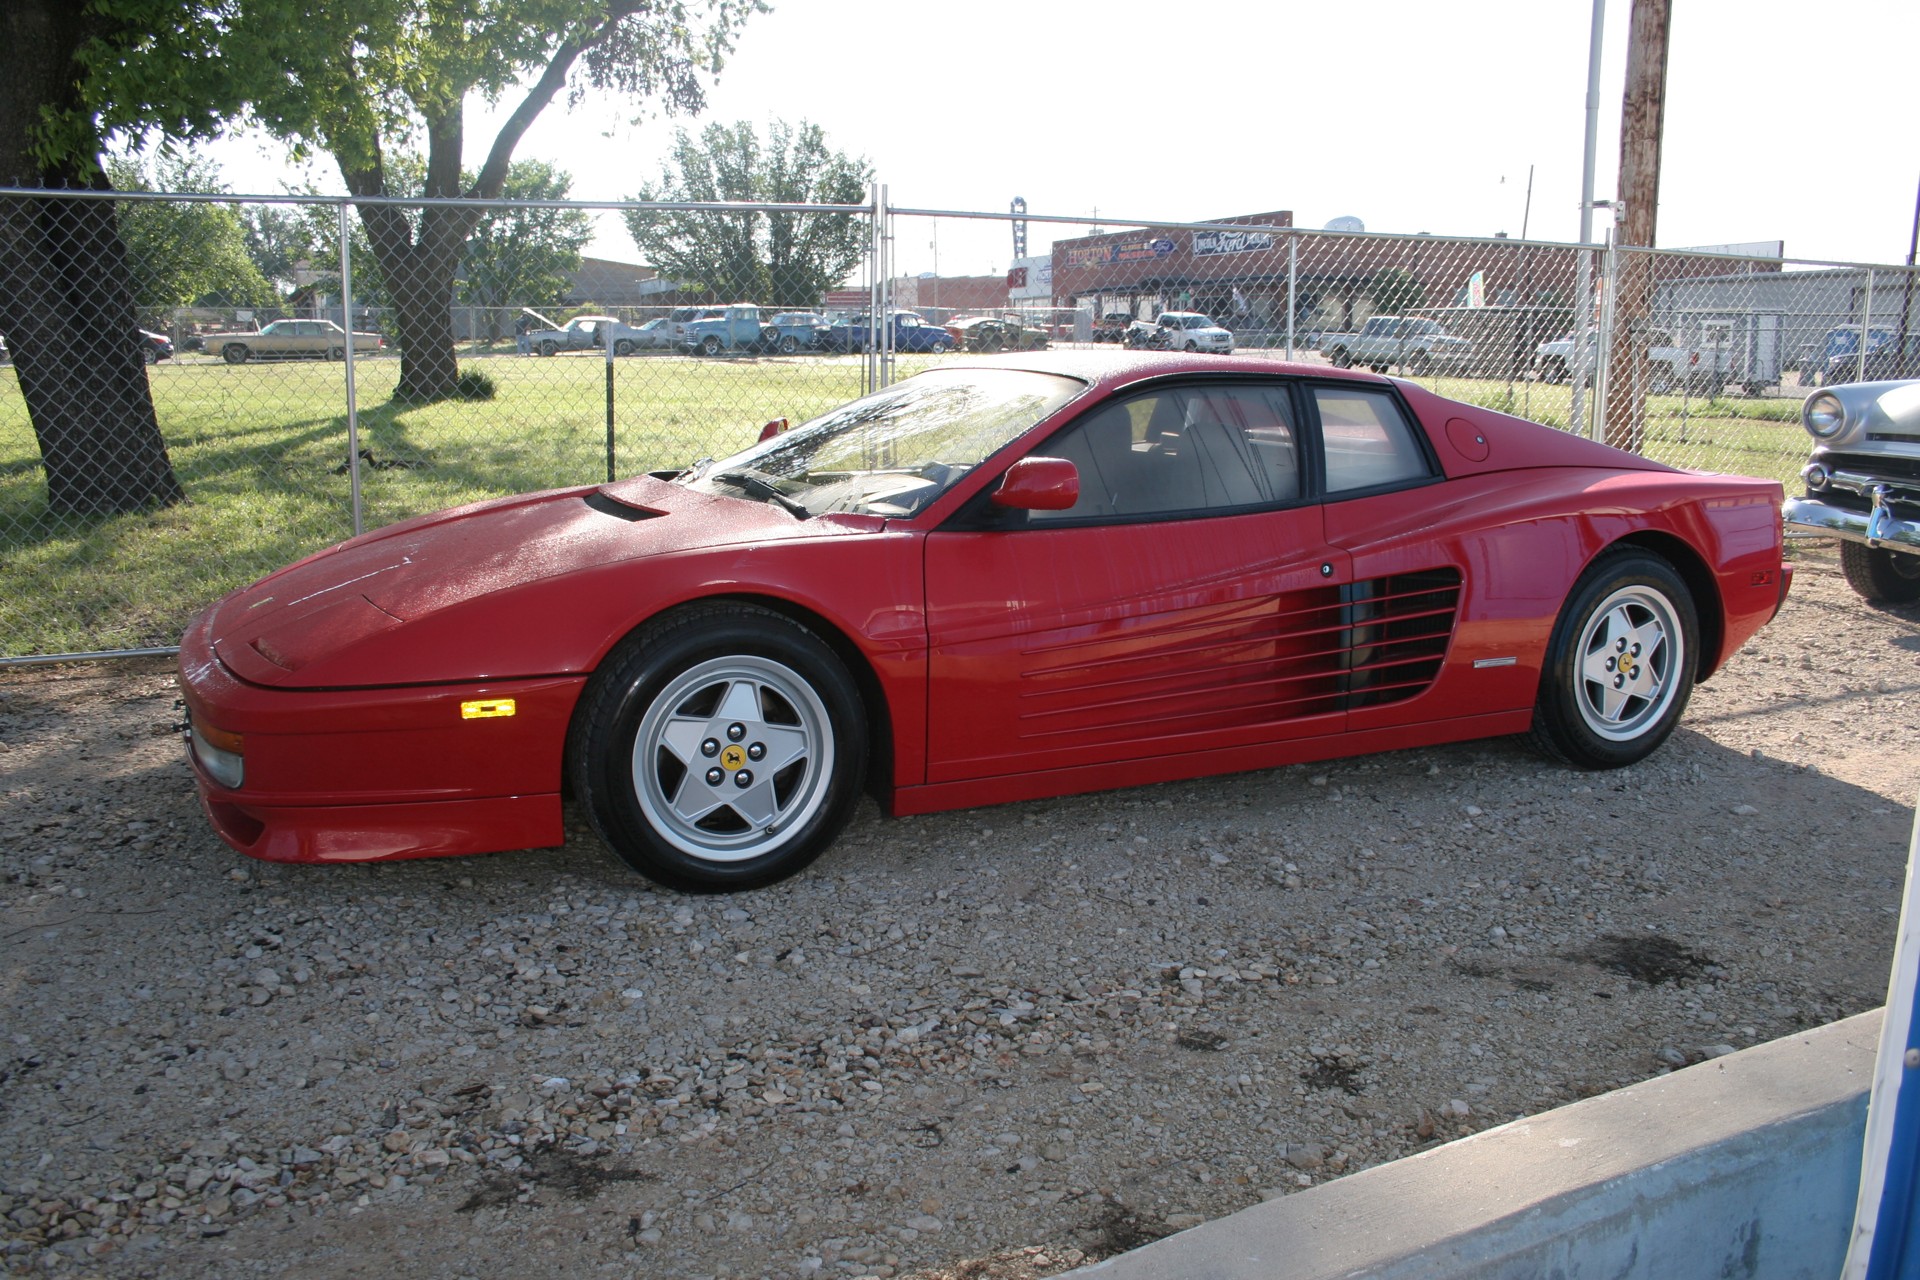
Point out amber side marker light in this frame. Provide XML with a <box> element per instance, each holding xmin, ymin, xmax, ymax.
<box><xmin>460</xmin><ymin>699</ymin><xmax>517</xmax><ymax>720</ymax></box>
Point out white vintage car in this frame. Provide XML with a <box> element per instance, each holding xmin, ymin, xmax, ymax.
<box><xmin>1783</xmin><ymin>380</ymin><xmax>1920</xmax><ymax>603</ymax></box>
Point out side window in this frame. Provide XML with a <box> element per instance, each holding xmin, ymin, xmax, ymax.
<box><xmin>1314</xmin><ymin>386</ymin><xmax>1432</xmax><ymax>493</ymax></box>
<box><xmin>1028</xmin><ymin>385</ymin><xmax>1301</xmax><ymax>523</ymax></box>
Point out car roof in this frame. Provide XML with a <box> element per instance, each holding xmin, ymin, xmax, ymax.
<box><xmin>929</xmin><ymin>349</ymin><xmax>1393</xmax><ymax>397</ymax></box>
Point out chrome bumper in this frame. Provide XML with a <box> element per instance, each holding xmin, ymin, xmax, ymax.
<box><xmin>1782</xmin><ymin>493</ymin><xmax>1920</xmax><ymax>552</ymax></box>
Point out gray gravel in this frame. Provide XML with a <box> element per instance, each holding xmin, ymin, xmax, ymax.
<box><xmin>1</xmin><ymin>544</ymin><xmax>1915</xmax><ymax>1279</ymax></box>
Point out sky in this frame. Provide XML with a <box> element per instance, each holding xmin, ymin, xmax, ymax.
<box><xmin>203</xmin><ymin>0</ymin><xmax>1920</xmax><ymax>279</ymax></box>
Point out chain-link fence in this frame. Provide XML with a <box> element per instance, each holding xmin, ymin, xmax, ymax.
<box><xmin>3</xmin><ymin>188</ymin><xmax>1916</xmax><ymax>661</ymax></box>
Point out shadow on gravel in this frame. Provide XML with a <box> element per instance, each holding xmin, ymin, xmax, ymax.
<box><xmin>455</xmin><ymin>1148</ymin><xmax>656</xmax><ymax>1212</ymax></box>
<box><xmin>1573</xmin><ymin>934</ymin><xmax>1713</xmax><ymax>986</ymax></box>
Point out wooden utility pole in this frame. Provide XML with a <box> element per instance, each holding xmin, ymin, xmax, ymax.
<box><xmin>1604</xmin><ymin>0</ymin><xmax>1671</xmax><ymax>451</ymax></box>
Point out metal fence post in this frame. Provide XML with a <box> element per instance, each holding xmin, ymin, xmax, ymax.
<box><xmin>338</xmin><ymin>203</ymin><xmax>364</xmax><ymax>536</ymax></box>
<box><xmin>1593</xmin><ymin>232</ymin><xmax>1622</xmax><ymax>444</ymax></box>
<box><xmin>1860</xmin><ymin>270</ymin><xmax>1876</xmax><ymax>384</ymax></box>
<box><xmin>1285</xmin><ymin>233</ymin><xmax>1297</xmax><ymax>360</ymax></box>
<box><xmin>879</xmin><ymin>184</ymin><xmax>894</xmax><ymax>390</ymax></box>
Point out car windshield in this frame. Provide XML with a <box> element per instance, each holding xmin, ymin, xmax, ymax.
<box><xmin>679</xmin><ymin>369</ymin><xmax>1083</xmax><ymax>519</ymax></box>
<box><xmin>1177</xmin><ymin>315</ymin><xmax>1213</xmax><ymax>329</ymax></box>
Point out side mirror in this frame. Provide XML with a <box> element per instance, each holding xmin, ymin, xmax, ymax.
<box><xmin>991</xmin><ymin>456</ymin><xmax>1079</xmax><ymax>511</ymax></box>
<box><xmin>757</xmin><ymin>417</ymin><xmax>789</xmax><ymax>443</ymax></box>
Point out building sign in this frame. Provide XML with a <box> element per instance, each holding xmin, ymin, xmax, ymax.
<box><xmin>1064</xmin><ymin>238</ymin><xmax>1178</xmax><ymax>268</ymax></box>
<box><xmin>1009</xmin><ymin>256</ymin><xmax>1053</xmax><ymax>300</ymax></box>
<box><xmin>1194</xmin><ymin>230</ymin><xmax>1275</xmax><ymax>257</ymax></box>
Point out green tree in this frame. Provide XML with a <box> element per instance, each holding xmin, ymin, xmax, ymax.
<box><xmin>241</xmin><ymin>204</ymin><xmax>325</xmax><ymax>297</ymax></box>
<box><xmin>623</xmin><ymin>120</ymin><xmax>870</xmax><ymax>308</ymax></box>
<box><xmin>460</xmin><ymin>160</ymin><xmax>595</xmax><ymax>331</ymax></box>
<box><xmin>241</xmin><ymin>0</ymin><xmax>763</xmax><ymax>403</ymax></box>
<box><xmin>1368</xmin><ymin>267</ymin><xmax>1427</xmax><ymax>316</ymax></box>
<box><xmin>109</xmin><ymin>154</ymin><xmax>278</xmax><ymax>314</ymax></box>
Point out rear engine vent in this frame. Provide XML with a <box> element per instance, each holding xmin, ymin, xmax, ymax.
<box><xmin>1342</xmin><ymin>568</ymin><xmax>1462</xmax><ymax>709</ymax></box>
<box><xmin>584</xmin><ymin>491</ymin><xmax>660</xmax><ymax>521</ymax></box>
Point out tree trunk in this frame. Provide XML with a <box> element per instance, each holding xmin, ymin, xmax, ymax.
<box><xmin>1604</xmin><ymin>0</ymin><xmax>1671</xmax><ymax>453</ymax></box>
<box><xmin>0</xmin><ymin>0</ymin><xmax>182</xmax><ymax>516</ymax></box>
<box><xmin>355</xmin><ymin>201</ymin><xmax>471</xmax><ymax>402</ymax></box>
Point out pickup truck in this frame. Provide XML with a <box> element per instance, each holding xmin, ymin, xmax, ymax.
<box><xmin>1122</xmin><ymin>312</ymin><xmax>1234</xmax><ymax>354</ymax></box>
<box><xmin>682</xmin><ymin>304</ymin><xmax>783</xmax><ymax>356</ymax></box>
<box><xmin>1534</xmin><ymin>327</ymin><xmax>1733</xmax><ymax>395</ymax></box>
<box><xmin>1321</xmin><ymin>316</ymin><xmax>1470</xmax><ymax>375</ymax></box>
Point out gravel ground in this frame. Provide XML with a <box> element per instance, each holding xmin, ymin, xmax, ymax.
<box><xmin>2</xmin><ymin>543</ymin><xmax>1916</xmax><ymax>1280</ymax></box>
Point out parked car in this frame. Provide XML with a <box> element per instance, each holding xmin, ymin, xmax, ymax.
<box><xmin>1782</xmin><ymin>379</ymin><xmax>1920</xmax><ymax>603</ymax></box>
<box><xmin>767</xmin><ymin>312</ymin><xmax>830</xmax><ymax>354</ymax></box>
<box><xmin>1091</xmin><ymin>312</ymin><xmax>1136</xmax><ymax>343</ymax></box>
<box><xmin>824</xmin><ymin>311</ymin><xmax>953</xmax><ymax>354</ymax></box>
<box><xmin>1124</xmin><ymin>312</ymin><xmax>1234</xmax><ymax>354</ymax></box>
<box><xmin>1322</xmin><ymin>316</ymin><xmax>1469</xmax><ymax>374</ymax></box>
<box><xmin>1820</xmin><ymin>328</ymin><xmax>1920</xmax><ymax>386</ymax></box>
<box><xmin>138</xmin><ymin>329</ymin><xmax>173</xmax><ymax>364</ymax></box>
<box><xmin>604</xmin><ymin>318</ymin><xmax>673</xmax><ymax>355</ymax></box>
<box><xmin>530</xmin><ymin>316</ymin><xmax>619</xmax><ymax>356</ymax></box>
<box><xmin>946</xmin><ymin>316</ymin><xmax>1050</xmax><ymax>353</ymax></box>
<box><xmin>179</xmin><ymin>351</ymin><xmax>1789</xmax><ymax>893</ymax></box>
<box><xmin>205</xmin><ymin>319</ymin><xmax>383</xmax><ymax>363</ymax></box>
<box><xmin>681</xmin><ymin>304</ymin><xmax>782</xmax><ymax>356</ymax></box>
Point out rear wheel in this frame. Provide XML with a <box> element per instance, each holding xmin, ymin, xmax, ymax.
<box><xmin>1840</xmin><ymin>542</ymin><xmax>1920</xmax><ymax>604</ymax></box>
<box><xmin>222</xmin><ymin>344</ymin><xmax>249</xmax><ymax>364</ymax></box>
<box><xmin>569</xmin><ymin>605</ymin><xmax>868</xmax><ymax>892</ymax></box>
<box><xmin>1530</xmin><ymin>549</ymin><xmax>1697</xmax><ymax>769</ymax></box>
<box><xmin>1328</xmin><ymin>347</ymin><xmax>1352</xmax><ymax>368</ymax></box>
<box><xmin>614</xmin><ymin>339</ymin><xmax>635</xmax><ymax>356</ymax></box>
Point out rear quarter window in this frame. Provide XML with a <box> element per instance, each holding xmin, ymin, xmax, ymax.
<box><xmin>1315</xmin><ymin>386</ymin><xmax>1432</xmax><ymax>493</ymax></box>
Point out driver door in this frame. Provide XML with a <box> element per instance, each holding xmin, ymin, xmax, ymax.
<box><xmin>923</xmin><ymin>381</ymin><xmax>1349</xmax><ymax>783</ymax></box>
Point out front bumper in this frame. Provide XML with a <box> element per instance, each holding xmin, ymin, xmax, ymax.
<box><xmin>1783</xmin><ymin>494</ymin><xmax>1920</xmax><ymax>554</ymax></box>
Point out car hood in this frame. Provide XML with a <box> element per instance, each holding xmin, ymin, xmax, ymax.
<box><xmin>203</xmin><ymin>476</ymin><xmax>879</xmax><ymax>690</ymax></box>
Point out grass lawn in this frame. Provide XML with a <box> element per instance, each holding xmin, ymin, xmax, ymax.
<box><xmin>0</xmin><ymin>354</ymin><xmax>1813</xmax><ymax>658</ymax></box>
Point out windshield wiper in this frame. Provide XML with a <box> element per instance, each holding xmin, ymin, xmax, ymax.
<box><xmin>675</xmin><ymin>456</ymin><xmax>715</xmax><ymax>482</ymax></box>
<box><xmin>714</xmin><ymin>469</ymin><xmax>810</xmax><ymax>519</ymax></box>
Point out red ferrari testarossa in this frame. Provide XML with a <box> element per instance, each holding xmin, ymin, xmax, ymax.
<box><xmin>180</xmin><ymin>353</ymin><xmax>1790</xmax><ymax>890</ymax></box>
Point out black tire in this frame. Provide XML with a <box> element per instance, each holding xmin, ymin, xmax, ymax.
<box><xmin>142</xmin><ymin>347</ymin><xmax>158</xmax><ymax>365</ymax></box>
<box><xmin>222</xmin><ymin>344</ymin><xmax>249</xmax><ymax>364</ymax></box>
<box><xmin>778</xmin><ymin>335</ymin><xmax>799</xmax><ymax>355</ymax></box>
<box><xmin>1183</xmin><ymin>340</ymin><xmax>1198</xmax><ymax>352</ymax></box>
<box><xmin>568</xmin><ymin>604</ymin><xmax>868</xmax><ymax>892</ymax></box>
<box><xmin>537</xmin><ymin>342</ymin><xmax>557</xmax><ymax>357</ymax></box>
<box><xmin>1540</xmin><ymin>357</ymin><xmax>1567</xmax><ymax>384</ymax></box>
<box><xmin>614</xmin><ymin>339</ymin><xmax>635</xmax><ymax>357</ymax></box>
<box><xmin>931</xmin><ymin>338</ymin><xmax>952</xmax><ymax>354</ymax></box>
<box><xmin>1529</xmin><ymin>549</ymin><xmax>1698</xmax><ymax>769</ymax></box>
<box><xmin>701</xmin><ymin>335</ymin><xmax>724</xmax><ymax>357</ymax></box>
<box><xmin>1328</xmin><ymin>347</ymin><xmax>1352</xmax><ymax>368</ymax></box>
<box><xmin>1840</xmin><ymin>541</ymin><xmax>1920</xmax><ymax>605</ymax></box>
<box><xmin>1406</xmin><ymin>351</ymin><xmax>1432</xmax><ymax>376</ymax></box>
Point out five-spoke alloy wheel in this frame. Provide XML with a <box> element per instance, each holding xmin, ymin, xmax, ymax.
<box><xmin>1531</xmin><ymin>549</ymin><xmax>1697</xmax><ymax>768</ymax></box>
<box><xmin>570</xmin><ymin>605</ymin><xmax>866</xmax><ymax>891</ymax></box>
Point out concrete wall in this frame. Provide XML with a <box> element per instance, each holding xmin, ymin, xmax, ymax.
<box><xmin>1070</xmin><ymin>1010</ymin><xmax>1880</xmax><ymax>1280</ymax></box>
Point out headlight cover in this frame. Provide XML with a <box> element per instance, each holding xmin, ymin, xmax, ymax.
<box><xmin>1805</xmin><ymin>392</ymin><xmax>1847</xmax><ymax>438</ymax></box>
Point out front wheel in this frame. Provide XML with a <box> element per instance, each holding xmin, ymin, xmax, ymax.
<box><xmin>778</xmin><ymin>335</ymin><xmax>799</xmax><ymax>355</ymax></box>
<box><xmin>701</xmin><ymin>335</ymin><xmax>724</xmax><ymax>357</ymax></box>
<box><xmin>569</xmin><ymin>605</ymin><xmax>868</xmax><ymax>892</ymax></box>
<box><xmin>222</xmin><ymin>344</ymin><xmax>250</xmax><ymax>364</ymax></box>
<box><xmin>1530</xmin><ymin>549</ymin><xmax>1697</xmax><ymax>769</ymax></box>
<box><xmin>930</xmin><ymin>338</ymin><xmax>952</xmax><ymax>354</ymax></box>
<box><xmin>1328</xmin><ymin>347</ymin><xmax>1352</xmax><ymax>368</ymax></box>
<box><xmin>1840</xmin><ymin>542</ymin><xmax>1920</xmax><ymax>604</ymax></box>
